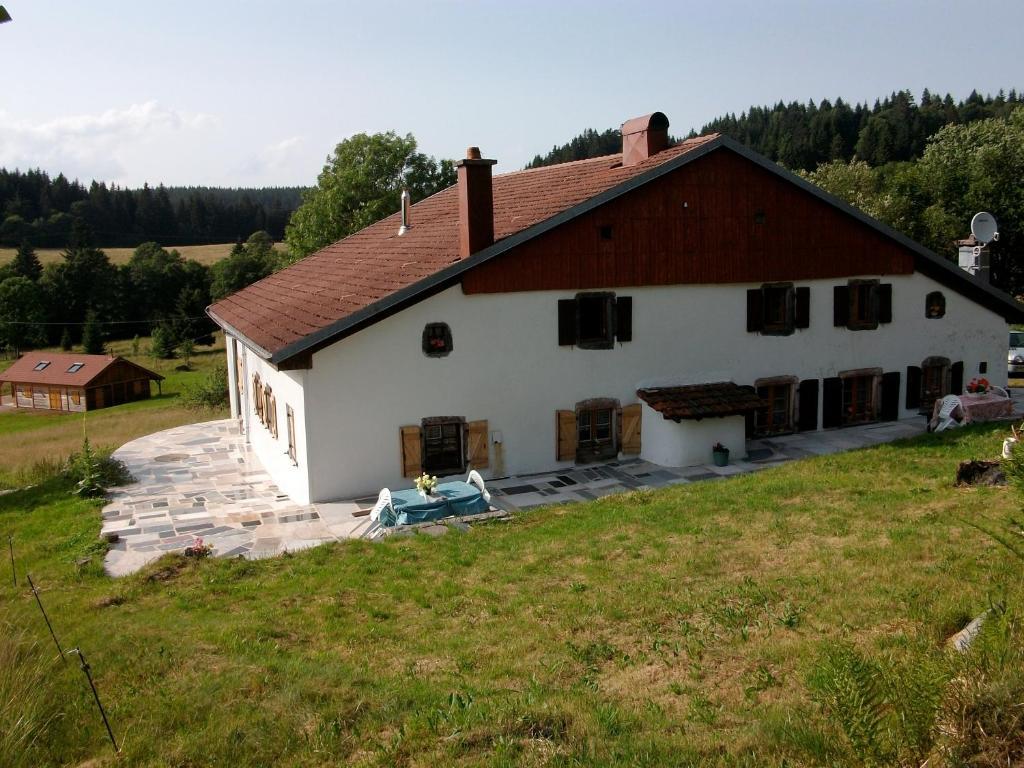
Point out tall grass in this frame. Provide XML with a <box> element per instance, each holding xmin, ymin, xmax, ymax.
<box><xmin>0</xmin><ymin>627</ymin><xmax>64</xmax><ymax>767</ymax></box>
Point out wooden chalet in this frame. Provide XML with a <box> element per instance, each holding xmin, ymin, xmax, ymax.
<box><xmin>0</xmin><ymin>353</ymin><xmax>164</xmax><ymax>412</ymax></box>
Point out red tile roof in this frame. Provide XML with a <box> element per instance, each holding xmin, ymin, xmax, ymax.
<box><xmin>638</xmin><ymin>383</ymin><xmax>767</xmax><ymax>421</ymax></box>
<box><xmin>0</xmin><ymin>353</ymin><xmax>163</xmax><ymax>387</ymax></box>
<box><xmin>208</xmin><ymin>135</ymin><xmax>720</xmax><ymax>359</ymax></box>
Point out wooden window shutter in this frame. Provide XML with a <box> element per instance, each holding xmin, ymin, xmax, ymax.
<box><xmin>880</xmin><ymin>371</ymin><xmax>900</xmax><ymax>421</ymax></box>
<box><xmin>794</xmin><ymin>287</ymin><xmax>811</xmax><ymax>329</ymax></box>
<box><xmin>400</xmin><ymin>426</ymin><xmax>422</xmax><ymax>478</ymax></box>
<box><xmin>558</xmin><ymin>300</ymin><xmax>576</xmax><ymax>346</ymax></box>
<box><xmin>746</xmin><ymin>289</ymin><xmax>764</xmax><ymax>332</ymax></box>
<box><xmin>556</xmin><ymin>410</ymin><xmax>577</xmax><ymax>462</ymax></box>
<box><xmin>833</xmin><ymin>286</ymin><xmax>849</xmax><ymax>326</ymax></box>
<box><xmin>950</xmin><ymin>361</ymin><xmax>964</xmax><ymax>395</ymax></box>
<box><xmin>615</xmin><ymin>297</ymin><xmax>633</xmax><ymax>342</ymax></box>
<box><xmin>797</xmin><ymin>379</ymin><xmax>819</xmax><ymax>431</ymax></box>
<box><xmin>620</xmin><ymin>403</ymin><xmax>642</xmax><ymax>454</ymax></box>
<box><xmin>822</xmin><ymin>376</ymin><xmax>843</xmax><ymax>428</ymax></box>
<box><xmin>877</xmin><ymin>284</ymin><xmax>893</xmax><ymax>324</ymax></box>
<box><xmin>905</xmin><ymin>366</ymin><xmax>922</xmax><ymax>409</ymax></box>
<box><xmin>467</xmin><ymin>420</ymin><xmax>489</xmax><ymax>469</ymax></box>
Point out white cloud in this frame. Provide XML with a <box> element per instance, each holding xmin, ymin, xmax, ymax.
<box><xmin>0</xmin><ymin>101</ymin><xmax>217</xmax><ymax>184</ymax></box>
<box><xmin>236</xmin><ymin>135</ymin><xmax>306</xmax><ymax>180</ymax></box>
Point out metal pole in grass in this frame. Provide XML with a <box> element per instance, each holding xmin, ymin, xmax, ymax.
<box><xmin>8</xmin><ymin>535</ymin><xmax>14</xmax><ymax>586</ymax></box>
<box><xmin>66</xmin><ymin>647</ymin><xmax>119</xmax><ymax>754</ymax></box>
<box><xmin>25</xmin><ymin>573</ymin><xmax>67</xmax><ymax>663</ymax></box>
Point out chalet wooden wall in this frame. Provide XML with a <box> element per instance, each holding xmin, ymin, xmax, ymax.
<box><xmin>462</xmin><ymin>149</ymin><xmax>915</xmax><ymax>294</ymax></box>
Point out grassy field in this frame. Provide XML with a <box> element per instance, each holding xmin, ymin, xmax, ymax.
<box><xmin>0</xmin><ymin>243</ymin><xmax>242</xmax><ymax>267</ymax></box>
<box><xmin>0</xmin><ymin>335</ymin><xmax>229</xmax><ymax>486</ymax></box>
<box><xmin>2</xmin><ymin>423</ymin><xmax>1022</xmax><ymax>766</ymax></box>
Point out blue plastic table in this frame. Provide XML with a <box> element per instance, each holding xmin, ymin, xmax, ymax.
<box><xmin>385</xmin><ymin>481</ymin><xmax>489</xmax><ymax>527</ymax></box>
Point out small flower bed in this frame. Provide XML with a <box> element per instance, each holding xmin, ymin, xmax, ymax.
<box><xmin>183</xmin><ymin>537</ymin><xmax>214</xmax><ymax>559</ymax></box>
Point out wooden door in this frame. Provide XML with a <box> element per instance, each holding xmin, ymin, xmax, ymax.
<box><xmin>48</xmin><ymin>388</ymin><xmax>61</xmax><ymax>410</ymax></box>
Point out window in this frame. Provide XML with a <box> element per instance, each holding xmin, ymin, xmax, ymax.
<box><xmin>576</xmin><ymin>399</ymin><xmax>618</xmax><ymax>463</ymax></box>
<box><xmin>66</xmin><ymin>363</ymin><xmax>84</xmax><ymax>373</ymax></box>
<box><xmin>558</xmin><ymin>293</ymin><xmax>632</xmax><ymax>348</ymax></box>
<box><xmin>598</xmin><ymin>224</ymin><xmax>614</xmax><ymax>240</ymax></box>
<box><xmin>754</xmin><ymin>378</ymin><xmax>795</xmax><ymax>436</ymax></box>
<box><xmin>33</xmin><ymin>361</ymin><xmax>50</xmax><ymax>371</ymax></box>
<box><xmin>834</xmin><ymin>280</ymin><xmax>892</xmax><ymax>330</ymax></box>
<box><xmin>263</xmin><ymin>385</ymin><xmax>277</xmax><ymax>438</ymax></box>
<box><xmin>253</xmin><ymin>374</ymin><xmax>263</xmax><ymax>422</ymax></box>
<box><xmin>746</xmin><ymin>284</ymin><xmax>809</xmax><ymax>335</ymax></box>
<box><xmin>578</xmin><ymin>293</ymin><xmax>614</xmax><ymax>348</ymax></box>
<box><xmin>919</xmin><ymin>357</ymin><xmax>950</xmax><ymax>414</ymax></box>
<box><xmin>422</xmin><ymin>322</ymin><xmax>453</xmax><ymax>357</ymax></box>
<box><xmin>842</xmin><ymin>374</ymin><xmax>877</xmax><ymax>425</ymax></box>
<box><xmin>422</xmin><ymin>419</ymin><xmax>465</xmax><ymax>474</ymax></box>
<box><xmin>286</xmin><ymin>406</ymin><xmax>297</xmax><ymax>464</ymax></box>
<box><xmin>925</xmin><ymin>291</ymin><xmax>946</xmax><ymax>319</ymax></box>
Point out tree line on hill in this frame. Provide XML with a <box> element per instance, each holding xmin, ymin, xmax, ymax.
<box><xmin>0</xmin><ymin>169</ymin><xmax>306</xmax><ymax>248</ymax></box>
<box><xmin>0</xmin><ymin>223</ymin><xmax>282</xmax><ymax>357</ymax></box>
<box><xmin>528</xmin><ymin>89</ymin><xmax>1021</xmax><ymax>172</ymax></box>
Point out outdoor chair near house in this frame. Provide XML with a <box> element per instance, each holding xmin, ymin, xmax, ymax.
<box><xmin>466</xmin><ymin>469</ymin><xmax>491</xmax><ymax>503</ymax></box>
<box><xmin>932</xmin><ymin>394</ymin><xmax>964</xmax><ymax>432</ymax></box>
<box><xmin>989</xmin><ymin>384</ymin><xmax>1010</xmax><ymax>399</ymax></box>
<box><xmin>366</xmin><ymin>488</ymin><xmax>395</xmax><ymax>538</ymax></box>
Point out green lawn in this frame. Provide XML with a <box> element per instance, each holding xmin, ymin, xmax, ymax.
<box><xmin>2</xmin><ymin>424</ymin><xmax>1022</xmax><ymax>766</ymax></box>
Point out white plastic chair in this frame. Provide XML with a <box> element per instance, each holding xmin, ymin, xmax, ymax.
<box><xmin>365</xmin><ymin>488</ymin><xmax>393</xmax><ymax>539</ymax></box>
<box><xmin>465</xmin><ymin>469</ymin><xmax>491</xmax><ymax>503</ymax></box>
<box><xmin>989</xmin><ymin>385</ymin><xmax>1010</xmax><ymax>399</ymax></box>
<box><xmin>933</xmin><ymin>395</ymin><xmax>964</xmax><ymax>432</ymax></box>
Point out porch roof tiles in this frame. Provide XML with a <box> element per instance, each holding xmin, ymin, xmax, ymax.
<box><xmin>637</xmin><ymin>382</ymin><xmax>767</xmax><ymax>421</ymax></box>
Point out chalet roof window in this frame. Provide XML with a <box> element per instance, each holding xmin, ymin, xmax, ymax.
<box><xmin>558</xmin><ymin>293</ymin><xmax>632</xmax><ymax>349</ymax></box>
<box><xmin>746</xmin><ymin>283</ymin><xmax>809</xmax><ymax>335</ymax></box>
<box><xmin>926</xmin><ymin>291</ymin><xmax>946</xmax><ymax>319</ymax></box>
<box><xmin>834</xmin><ymin>280</ymin><xmax>892</xmax><ymax>330</ymax></box>
<box><xmin>33</xmin><ymin>361</ymin><xmax>50</xmax><ymax>371</ymax></box>
<box><xmin>66</xmin><ymin>363</ymin><xmax>84</xmax><ymax>373</ymax></box>
<box><xmin>422</xmin><ymin>322</ymin><xmax>453</xmax><ymax>357</ymax></box>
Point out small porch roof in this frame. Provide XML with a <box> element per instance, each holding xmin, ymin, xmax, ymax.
<box><xmin>637</xmin><ymin>382</ymin><xmax>767</xmax><ymax>421</ymax></box>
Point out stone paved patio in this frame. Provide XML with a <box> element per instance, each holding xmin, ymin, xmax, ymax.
<box><xmin>101</xmin><ymin>421</ymin><xmax>376</xmax><ymax>576</ymax></box>
<box><xmin>103</xmin><ymin>392</ymin><xmax>1024</xmax><ymax>576</ymax></box>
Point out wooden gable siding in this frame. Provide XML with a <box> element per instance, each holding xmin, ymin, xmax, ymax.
<box><xmin>461</xmin><ymin>149</ymin><xmax>915</xmax><ymax>294</ymax></box>
<box><xmin>88</xmin><ymin>359</ymin><xmax>159</xmax><ymax>388</ymax></box>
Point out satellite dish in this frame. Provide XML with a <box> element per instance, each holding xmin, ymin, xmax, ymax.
<box><xmin>971</xmin><ymin>212</ymin><xmax>998</xmax><ymax>244</ymax></box>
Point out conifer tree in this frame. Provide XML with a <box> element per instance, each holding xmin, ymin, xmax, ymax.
<box><xmin>11</xmin><ymin>240</ymin><xmax>42</xmax><ymax>282</ymax></box>
<box><xmin>80</xmin><ymin>311</ymin><xmax>103</xmax><ymax>355</ymax></box>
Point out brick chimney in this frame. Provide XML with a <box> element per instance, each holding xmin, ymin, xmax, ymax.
<box><xmin>456</xmin><ymin>147</ymin><xmax>497</xmax><ymax>258</ymax></box>
<box><xmin>621</xmin><ymin>112</ymin><xmax>670</xmax><ymax>166</ymax></box>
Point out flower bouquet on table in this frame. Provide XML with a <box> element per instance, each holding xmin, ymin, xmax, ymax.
<box><xmin>966</xmin><ymin>377</ymin><xmax>990</xmax><ymax>395</ymax></box>
<box><xmin>414</xmin><ymin>473</ymin><xmax>439</xmax><ymax>498</ymax></box>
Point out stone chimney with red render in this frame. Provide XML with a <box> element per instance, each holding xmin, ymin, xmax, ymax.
<box><xmin>456</xmin><ymin>146</ymin><xmax>497</xmax><ymax>258</ymax></box>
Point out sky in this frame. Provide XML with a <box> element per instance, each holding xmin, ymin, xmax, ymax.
<box><xmin>1</xmin><ymin>0</ymin><xmax>1022</xmax><ymax>189</ymax></box>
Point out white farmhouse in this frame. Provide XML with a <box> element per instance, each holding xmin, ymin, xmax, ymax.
<box><xmin>208</xmin><ymin>113</ymin><xmax>1024</xmax><ymax>504</ymax></box>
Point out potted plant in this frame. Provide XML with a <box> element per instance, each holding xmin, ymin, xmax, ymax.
<box><xmin>966</xmin><ymin>377</ymin><xmax>990</xmax><ymax>395</ymax></box>
<box><xmin>414</xmin><ymin>472</ymin><xmax>439</xmax><ymax>498</ymax></box>
<box><xmin>712</xmin><ymin>442</ymin><xmax>730</xmax><ymax>467</ymax></box>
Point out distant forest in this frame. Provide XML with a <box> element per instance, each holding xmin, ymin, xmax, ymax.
<box><xmin>0</xmin><ymin>170</ymin><xmax>307</xmax><ymax>248</ymax></box>
<box><xmin>527</xmin><ymin>89</ymin><xmax>1022</xmax><ymax>171</ymax></box>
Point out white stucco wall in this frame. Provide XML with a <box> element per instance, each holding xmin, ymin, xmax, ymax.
<box><xmin>640</xmin><ymin>406</ymin><xmax>747</xmax><ymax>467</ymax></box>
<box><xmin>225</xmin><ymin>337</ymin><xmax>313</xmax><ymax>504</ymax></box>
<box><xmin>270</xmin><ymin>270</ymin><xmax>1010</xmax><ymax>501</ymax></box>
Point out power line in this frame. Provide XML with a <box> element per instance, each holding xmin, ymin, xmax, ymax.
<box><xmin>0</xmin><ymin>315</ymin><xmax>210</xmax><ymax>326</ymax></box>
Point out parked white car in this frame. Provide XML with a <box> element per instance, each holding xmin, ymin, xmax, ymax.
<box><xmin>1009</xmin><ymin>331</ymin><xmax>1024</xmax><ymax>376</ymax></box>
